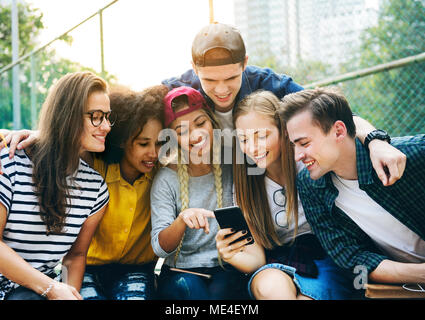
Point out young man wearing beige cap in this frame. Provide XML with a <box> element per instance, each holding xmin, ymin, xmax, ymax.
<box><xmin>162</xmin><ymin>22</ymin><xmax>406</xmax><ymax>186</ymax></box>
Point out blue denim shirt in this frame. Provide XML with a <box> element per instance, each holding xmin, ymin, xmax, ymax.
<box><xmin>162</xmin><ymin>65</ymin><xmax>304</xmax><ymax>111</ymax></box>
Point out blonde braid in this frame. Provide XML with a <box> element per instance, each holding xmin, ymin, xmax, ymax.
<box><xmin>178</xmin><ymin>164</ymin><xmax>190</xmax><ymax>211</ymax></box>
<box><xmin>174</xmin><ymin>158</ymin><xmax>190</xmax><ymax>266</ymax></box>
<box><xmin>212</xmin><ymin>141</ymin><xmax>223</xmax><ymax>209</ymax></box>
<box><xmin>213</xmin><ymin>164</ymin><xmax>223</xmax><ymax>208</ymax></box>
<box><xmin>212</xmin><ymin>143</ymin><xmax>226</xmax><ymax>268</ymax></box>
<box><xmin>174</xmin><ymin>144</ymin><xmax>225</xmax><ymax>268</ymax></box>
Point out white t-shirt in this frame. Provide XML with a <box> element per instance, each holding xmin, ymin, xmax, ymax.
<box><xmin>215</xmin><ymin>109</ymin><xmax>234</xmax><ymax>131</ymax></box>
<box><xmin>214</xmin><ymin>109</ymin><xmax>234</xmax><ymax>148</ymax></box>
<box><xmin>232</xmin><ymin>162</ymin><xmax>312</xmax><ymax>244</ymax></box>
<box><xmin>331</xmin><ymin>173</ymin><xmax>425</xmax><ymax>263</ymax></box>
<box><xmin>265</xmin><ymin>161</ymin><xmax>312</xmax><ymax>244</ymax></box>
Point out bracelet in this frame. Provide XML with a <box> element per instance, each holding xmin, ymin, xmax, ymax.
<box><xmin>40</xmin><ymin>282</ymin><xmax>54</xmax><ymax>298</ymax></box>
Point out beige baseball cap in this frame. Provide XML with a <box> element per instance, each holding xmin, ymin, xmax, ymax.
<box><xmin>192</xmin><ymin>22</ymin><xmax>246</xmax><ymax>67</ymax></box>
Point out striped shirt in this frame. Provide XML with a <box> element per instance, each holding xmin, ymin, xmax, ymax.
<box><xmin>0</xmin><ymin>148</ymin><xmax>109</xmax><ymax>299</ymax></box>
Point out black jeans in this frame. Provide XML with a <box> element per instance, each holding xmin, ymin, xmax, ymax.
<box><xmin>5</xmin><ymin>286</ymin><xmax>45</xmax><ymax>300</ymax></box>
<box><xmin>5</xmin><ymin>271</ymin><xmax>57</xmax><ymax>300</ymax></box>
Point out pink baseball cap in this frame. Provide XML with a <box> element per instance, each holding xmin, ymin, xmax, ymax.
<box><xmin>164</xmin><ymin>87</ymin><xmax>210</xmax><ymax>127</ymax></box>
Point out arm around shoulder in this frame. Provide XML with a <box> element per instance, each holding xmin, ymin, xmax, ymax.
<box><xmin>353</xmin><ymin>117</ymin><xmax>407</xmax><ymax>186</ymax></box>
<box><xmin>249</xmin><ymin>66</ymin><xmax>303</xmax><ymax>98</ymax></box>
<box><xmin>161</xmin><ymin>69</ymin><xmax>201</xmax><ymax>90</ymax></box>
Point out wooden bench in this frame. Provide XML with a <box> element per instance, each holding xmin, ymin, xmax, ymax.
<box><xmin>365</xmin><ymin>283</ymin><xmax>425</xmax><ymax>299</ymax></box>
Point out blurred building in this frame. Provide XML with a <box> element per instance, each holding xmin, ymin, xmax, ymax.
<box><xmin>234</xmin><ymin>0</ymin><xmax>381</xmax><ymax>69</ymax></box>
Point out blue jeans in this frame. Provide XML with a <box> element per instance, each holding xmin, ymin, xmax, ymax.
<box><xmin>158</xmin><ymin>264</ymin><xmax>250</xmax><ymax>300</ymax></box>
<box><xmin>248</xmin><ymin>256</ymin><xmax>357</xmax><ymax>300</ymax></box>
<box><xmin>80</xmin><ymin>263</ymin><xmax>156</xmax><ymax>300</ymax></box>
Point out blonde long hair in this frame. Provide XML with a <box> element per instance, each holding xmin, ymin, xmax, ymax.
<box><xmin>233</xmin><ymin>90</ymin><xmax>299</xmax><ymax>249</ymax></box>
<box><xmin>169</xmin><ymin>96</ymin><xmax>224</xmax><ymax>266</ymax></box>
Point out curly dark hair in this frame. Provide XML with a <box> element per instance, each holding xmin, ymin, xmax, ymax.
<box><xmin>101</xmin><ymin>84</ymin><xmax>169</xmax><ymax>164</ymax></box>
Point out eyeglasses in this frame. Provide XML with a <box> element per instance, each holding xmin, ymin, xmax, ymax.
<box><xmin>85</xmin><ymin>110</ymin><xmax>117</xmax><ymax>127</ymax></box>
<box><xmin>273</xmin><ymin>188</ymin><xmax>287</xmax><ymax>208</ymax></box>
<box><xmin>273</xmin><ymin>188</ymin><xmax>288</xmax><ymax>228</ymax></box>
<box><xmin>402</xmin><ymin>283</ymin><xmax>425</xmax><ymax>293</ymax></box>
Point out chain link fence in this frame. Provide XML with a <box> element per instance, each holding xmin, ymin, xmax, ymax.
<box><xmin>237</xmin><ymin>0</ymin><xmax>425</xmax><ymax>137</ymax></box>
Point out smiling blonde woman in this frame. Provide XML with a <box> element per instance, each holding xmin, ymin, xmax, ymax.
<box><xmin>150</xmin><ymin>86</ymin><xmax>249</xmax><ymax>300</ymax></box>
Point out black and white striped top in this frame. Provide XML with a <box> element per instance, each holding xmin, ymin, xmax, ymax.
<box><xmin>0</xmin><ymin>148</ymin><xmax>109</xmax><ymax>299</ymax></box>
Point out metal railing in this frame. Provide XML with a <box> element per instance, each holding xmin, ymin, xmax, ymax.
<box><xmin>303</xmin><ymin>52</ymin><xmax>425</xmax><ymax>89</ymax></box>
<box><xmin>301</xmin><ymin>52</ymin><xmax>425</xmax><ymax>137</ymax></box>
<box><xmin>0</xmin><ymin>0</ymin><xmax>118</xmax><ymax>76</ymax></box>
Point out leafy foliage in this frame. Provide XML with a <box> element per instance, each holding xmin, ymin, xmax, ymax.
<box><xmin>342</xmin><ymin>0</ymin><xmax>425</xmax><ymax>136</ymax></box>
<box><xmin>0</xmin><ymin>1</ymin><xmax>116</xmax><ymax>129</ymax></box>
<box><xmin>250</xmin><ymin>0</ymin><xmax>425</xmax><ymax>136</ymax></box>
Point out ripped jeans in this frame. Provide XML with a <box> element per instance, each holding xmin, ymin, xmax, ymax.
<box><xmin>157</xmin><ymin>264</ymin><xmax>249</xmax><ymax>300</ymax></box>
<box><xmin>80</xmin><ymin>263</ymin><xmax>156</xmax><ymax>300</ymax></box>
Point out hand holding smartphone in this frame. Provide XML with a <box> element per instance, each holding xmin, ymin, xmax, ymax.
<box><xmin>214</xmin><ymin>206</ymin><xmax>254</xmax><ymax>246</ymax></box>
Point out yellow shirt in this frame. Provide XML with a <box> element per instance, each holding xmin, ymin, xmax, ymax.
<box><xmin>86</xmin><ymin>158</ymin><xmax>157</xmax><ymax>265</ymax></box>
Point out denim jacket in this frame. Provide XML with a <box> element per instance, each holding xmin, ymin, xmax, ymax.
<box><xmin>161</xmin><ymin>65</ymin><xmax>304</xmax><ymax>111</ymax></box>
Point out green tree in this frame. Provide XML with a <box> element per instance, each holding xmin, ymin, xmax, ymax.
<box><xmin>248</xmin><ymin>45</ymin><xmax>285</xmax><ymax>73</ymax></box>
<box><xmin>0</xmin><ymin>2</ymin><xmax>45</xmax><ymax>65</ymax></box>
<box><xmin>343</xmin><ymin>0</ymin><xmax>425</xmax><ymax>136</ymax></box>
<box><xmin>0</xmin><ymin>2</ymin><xmax>45</xmax><ymax>128</ymax></box>
<box><xmin>0</xmin><ymin>2</ymin><xmax>116</xmax><ymax>129</ymax></box>
<box><xmin>249</xmin><ymin>46</ymin><xmax>334</xmax><ymax>86</ymax></box>
<box><xmin>282</xmin><ymin>60</ymin><xmax>334</xmax><ymax>86</ymax></box>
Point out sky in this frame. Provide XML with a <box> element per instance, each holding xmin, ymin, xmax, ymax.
<box><xmin>25</xmin><ymin>0</ymin><xmax>235</xmax><ymax>90</ymax></box>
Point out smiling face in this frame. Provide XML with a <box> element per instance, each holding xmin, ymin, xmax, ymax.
<box><xmin>80</xmin><ymin>91</ymin><xmax>111</xmax><ymax>154</ymax></box>
<box><xmin>120</xmin><ymin>119</ymin><xmax>163</xmax><ymax>183</ymax></box>
<box><xmin>170</xmin><ymin>107</ymin><xmax>214</xmax><ymax>161</ymax></box>
<box><xmin>235</xmin><ymin>110</ymin><xmax>281</xmax><ymax>171</ymax></box>
<box><xmin>193</xmin><ymin>58</ymin><xmax>247</xmax><ymax>113</ymax></box>
<box><xmin>286</xmin><ymin>110</ymin><xmax>341</xmax><ymax>180</ymax></box>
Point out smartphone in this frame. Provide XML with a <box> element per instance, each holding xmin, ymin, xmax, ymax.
<box><xmin>214</xmin><ymin>206</ymin><xmax>254</xmax><ymax>245</ymax></box>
